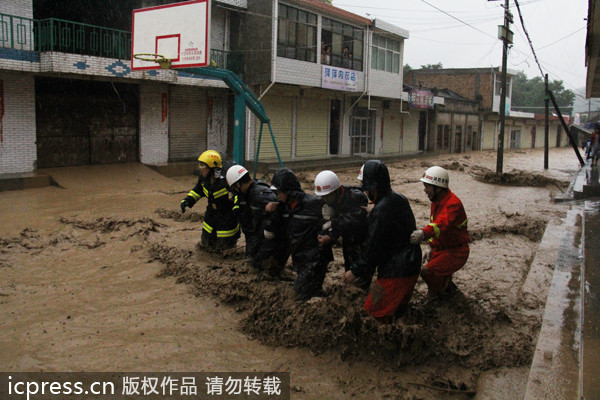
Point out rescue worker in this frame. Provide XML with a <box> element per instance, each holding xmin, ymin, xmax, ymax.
<box><xmin>410</xmin><ymin>166</ymin><xmax>470</xmax><ymax>298</ymax></box>
<box><xmin>343</xmin><ymin>160</ymin><xmax>421</xmax><ymax>323</ymax></box>
<box><xmin>314</xmin><ymin>170</ymin><xmax>370</xmax><ymax>289</ymax></box>
<box><xmin>225</xmin><ymin>164</ymin><xmax>288</xmax><ymax>275</ymax></box>
<box><xmin>268</xmin><ymin>168</ymin><xmax>333</xmax><ymax>301</ymax></box>
<box><xmin>180</xmin><ymin>150</ymin><xmax>240</xmax><ymax>250</ymax></box>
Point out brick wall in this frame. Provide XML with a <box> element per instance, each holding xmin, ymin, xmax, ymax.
<box><xmin>139</xmin><ymin>83</ymin><xmax>169</xmax><ymax>165</ymax></box>
<box><xmin>406</xmin><ymin>69</ymin><xmax>496</xmax><ymax>110</ymax></box>
<box><xmin>0</xmin><ymin>71</ymin><xmax>36</xmax><ymax>173</ymax></box>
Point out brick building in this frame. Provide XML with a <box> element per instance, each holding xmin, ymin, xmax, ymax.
<box><xmin>405</xmin><ymin>67</ymin><xmax>568</xmax><ymax>152</ymax></box>
<box><xmin>1</xmin><ymin>0</ymin><xmax>248</xmax><ymax>174</ymax></box>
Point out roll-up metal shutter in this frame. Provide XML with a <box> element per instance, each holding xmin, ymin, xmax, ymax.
<box><xmin>169</xmin><ymin>86</ymin><xmax>207</xmax><ymax>161</ymax></box>
<box><xmin>382</xmin><ymin>108</ymin><xmax>402</xmax><ymax>154</ymax></box>
<box><xmin>296</xmin><ymin>98</ymin><xmax>328</xmax><ymax>158</ymax></box>
<box><xmin>256</xmin><ymin>96</ymin><xmax>293</xmax><ymax>161</ymax></box>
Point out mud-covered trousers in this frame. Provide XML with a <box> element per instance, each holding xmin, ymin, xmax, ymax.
<box><xmin>363</xmin><ymin>274</ymin><xmax>419</xmax><ymax>323</ymax></box>
<box><xmin>292</xmin><ymin>245</ymin><xmax>333</xmax><ymax>301</ymax></box>
<box><xmin>421</xmin><ymin>244</ymin><xmax>470</xmax><ymax>295</ymax></box>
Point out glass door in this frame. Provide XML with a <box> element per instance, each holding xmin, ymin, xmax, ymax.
<box><xmin>351</xmin><ymin>108</ymin><xmax>374</xmax><ymax>154</ymax></box>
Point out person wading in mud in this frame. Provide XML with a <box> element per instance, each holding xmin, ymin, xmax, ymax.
<box><xmin>225</xmin><ymin>164</ymin><xmax>289</xmax><ymax>276</ymax></box>
<box><xmin>590</xmin><ymin>123</ymin><xmax>600</xmax><ymax>166</ymax></box>
<box><xmin>342</xmin><ymin>160</ymin><xmax>421</xmax><ymax>323</ymax></box>
<box><xmin>180</xmin><ymin>150</ymin><xmax>240</xmax><ymax>250</ymax></box>
<box><xmin>266</xmin><ymin>168</ymin><xmax>333</xmax><ymax>301</ymax></box>
<box><xmin>410</xmin><ymin>166</ymin><xmax>470</xmax><ymax>299</ymax></box>
<box><xmin>314</xmin><ymin>170</ymin><xmax>370</xmax><ymax>290</ymax></box>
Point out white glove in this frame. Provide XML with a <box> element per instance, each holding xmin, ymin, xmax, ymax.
<box><xmin>410</xmin><ymin>229</ymin><xmax>425</xmax><ymax>245</ymax></box>
<box><xmin>322</xmin><ymin>204</ymin><xmax>335</xmax><ymax>221</ymax></box>
<box><xmin>263</xmin><ymin>230</ymin><xmax>275</xmax><ymax>239</ymax></box>
<box><xmin>422</xmin><ymin>247</ymin><xmax>432</xmax><ymax>264</ymax></box>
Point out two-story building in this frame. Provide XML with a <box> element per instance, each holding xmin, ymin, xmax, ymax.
<box><xmin>1</xmin><ymin>0</ymin><xmax>252</xmax><ymax>174</ymax></box>
<box><xmin>241</xmin><ymin>0</ymin><xmax>412</xmax><ymax>163</ymax></box>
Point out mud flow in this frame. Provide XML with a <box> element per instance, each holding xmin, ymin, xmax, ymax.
<box><xmin>0</xmin><ymin>148</ymin><xmax>580</xmax><ymax>399</ymax></box>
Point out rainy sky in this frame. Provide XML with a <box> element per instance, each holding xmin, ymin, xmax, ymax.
<box><xmin>335</xmin><ymin>0</ymin><xmax>589</xmax><ymax>99</ymax></box>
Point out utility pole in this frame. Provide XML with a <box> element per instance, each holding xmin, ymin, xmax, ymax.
<box><xmin>496</xmin><ymin>0</ymin><xmax>513</xmax><ymax>174</ymax></box>
<box><xmin>544</xmin><ymin>74</ymin><xmax>549</xmax><ymax>169</ymax></box>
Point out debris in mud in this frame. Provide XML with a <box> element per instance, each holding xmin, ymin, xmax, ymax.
<box><xmin>155</xmin><ymin>208</ymin><xmax>204</xmax><ymax>222</ymax></box>
<box><xmin>470</xmin><ymin>215</ymin><xmax>548</xmax><ymax>242</ymax></box>
<box><xmin>151</xmin><ymin>242</ymin><xmax>537</xmax><ymax>370</ymax></box>
<box><xmin>60</xmin><ymin>216</ymin><xmax>164</xmax><ymax>238</ymax></box>
<box><xmin>409</xmin><ymin>378</ymin><xmax>476</xmax><ymax>396</ymax></box>
<box><xmin>1</xmin><ymin>227</ymin><xmax>106</xmax><ymax>250</ymax></box>
<box><xmin>470</xmin><ymin>166</ymin><xmax>569</xmax><ymax>188</ymax></box>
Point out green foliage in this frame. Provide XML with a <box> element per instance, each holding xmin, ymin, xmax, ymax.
<box><xmin>403</xmin><ymin>64</ymin><xmax>412</xmax><ymax>76</ymax></box>
<box><xmin>420</xmin><ymin>62</ymin><xmax>443</xmax><ymax>70</ymax></box>
<box><xmin>511</xmin><ymin>71</ymin><xmax>575</xmax><ymax>114</ymax></box>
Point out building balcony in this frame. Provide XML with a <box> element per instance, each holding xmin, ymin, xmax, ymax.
<box><xmin>0</xmin><ymin>12</ymin><xmax>244</xmax><ymax>76</ymax></box>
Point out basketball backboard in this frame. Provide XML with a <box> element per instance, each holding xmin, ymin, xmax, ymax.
<box><xmin>131</xmin><ymin>0</ymin><xmax>211</xmax><ymax>70</ymax></box>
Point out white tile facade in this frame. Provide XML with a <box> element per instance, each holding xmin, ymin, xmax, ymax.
<box><xmin>139</xmin><ymin>83</ymin><xmax>170</xmax><ymax>165</ymax></box>
<box><xmin>0</xmin><ymin>71</ymin><xmax>36</xmax><ymax>173</ymax></box>
<box><xmin>0</xmin><ymin>0</ymin><xmax>32</xmax><ymax>18</ymax></box>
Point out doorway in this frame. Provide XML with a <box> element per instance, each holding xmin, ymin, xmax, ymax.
<box><xmin>454</xmin><ymin>125</ymin><xmax>462</xmax><ymax>153</ymax></box>
<box><xmin>351</xmin><ymin>108</ymin><xmax>374</xmax><ymax>154</ymax></box>
<box><xmin>418</xmin><ymin>111</ymin><xmax>427</xmax><ymax>151</ymax></box>
<box><xmin>329</xmin><ymin>99</ymin><xmax>340</xmax><ymax>155</ymax></box>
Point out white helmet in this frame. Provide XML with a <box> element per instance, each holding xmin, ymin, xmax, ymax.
<box><xmin>420</xmin><ymin>166</ymin><xmax>449</xmax><ymax>188</ymax></box>
<box><xmin>314</xmin><ymin>170</ymin><xmax>341</xmax><ymax>196</ymax></box>
<box><xmin>226</xmin><ymin>165</ymin><xmax>249</xmax><ymax>186</ymax></box>
<box><xmin>357</xmin><ymin>164</ymin><xmax>364</xmax><ymax>181</ymax></box>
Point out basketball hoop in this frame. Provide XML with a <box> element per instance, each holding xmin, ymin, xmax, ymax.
<box><xmin>133</xmin><ymin>53</ymin><xmax>172</xmax><ymax>69</ymax></box>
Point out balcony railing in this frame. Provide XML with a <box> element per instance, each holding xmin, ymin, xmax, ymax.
<box><xmin>210</xmin><ymin>48</ymin><xmax>244</xmax><ymax>76</ymax></box>
<box><xmin>36</xmin><ymin>18</ymin><xmax>131</xmax><ymax>59</ymax></box>
<box><xmin>0</xmin><ymin>12</ymin><xmax>244</xmax><ymax>76</ymax></box>
<box><xmin>0</xmin><ymin>13</ymin><xmax>36</xmax><ymax>51</ymax></box>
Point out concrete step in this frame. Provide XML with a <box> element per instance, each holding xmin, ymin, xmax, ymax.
<box><xmin>524</xmin><ymin>206</ymin><xmax>583</xmax><ymax>400</ymax></box>
<box><xmin>0</xmin><ymin>171</ymin><xmax>52</xmax><ymax>192</ymax></box>
<box><xmin>573</xmin><ymin>162</ymin><xmax>600</xmax><ymax>200</ymax></box>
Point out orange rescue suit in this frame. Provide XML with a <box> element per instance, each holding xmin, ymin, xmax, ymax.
<box><xmin>422</xmin><ymin>189</ymin><xmax>469</xmax><ymax>248</ymax></box>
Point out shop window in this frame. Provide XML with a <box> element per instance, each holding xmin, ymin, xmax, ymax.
<box><xmin>509</xmin><ymin>130</ymin><xmax>521</xmax><ymax>149</ymax></box>
<box><xmin>437</xmin><ymin>124</ymin><xmax>450</xmax><ymax>151</ymax></box>
<box><xmin>371</xmin><ymin>34</ymin><xmax>400</xmax><ymax>74</ymax></box>
<box><xmin>277</xmin><ymin>4</ymin><xmax>317</xmax><ymax>63</ymax></box>
<box><xmin>321</xmin><ymin>17</ymin><xmax>363</xmax><ymax>71</ymax></box>
<box><xmin>494</xmin><ymin>74</ymin><xmax>512</xmax><ymax>99</ymax></box>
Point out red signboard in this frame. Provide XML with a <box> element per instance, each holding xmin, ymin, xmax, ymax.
<box><xmin>408</xmin><ymin>89</ymin><xmax>434</xmax><ymax>109</ymax></box>
<box><xmin>0</xmin><ymin>80</ymin><xmax>4</xmax><ymax>142</ymax></box>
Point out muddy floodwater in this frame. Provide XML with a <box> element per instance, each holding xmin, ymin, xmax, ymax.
<box><xmin>0</xmin><ymin>148</ymin><xmax>581</xmax><ymax>399</ymax></box>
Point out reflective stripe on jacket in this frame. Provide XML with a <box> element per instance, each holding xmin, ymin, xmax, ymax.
<box><xmin>185</xmin><ymin>175</ymin><xmax>239</xmax><ymax>236</ymax></box>
<box><xmin>422</xmin><ymin>189</ymin><xmax>470</xmax><ymax>248</ymax></box>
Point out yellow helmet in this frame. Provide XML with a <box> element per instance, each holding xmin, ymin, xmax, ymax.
<box><xmin>197</xmin><ymin>150</ymin><xmax>222</xmax><ymax>168</ymax></box>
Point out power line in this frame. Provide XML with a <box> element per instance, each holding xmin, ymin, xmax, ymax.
<box><xmin>418</xmin><ymin>0</ymin><xmax>497</xmax><ymax>40</ymax></box>
<box><xmin>536</xmin><ymin>26</ymin><xmax>585</xmax><ymax>50</ymax></box>
<box><xmin>513</xmin><ymin>0</ymin><xmax>545</xmax><ymax>78</ymax></box>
